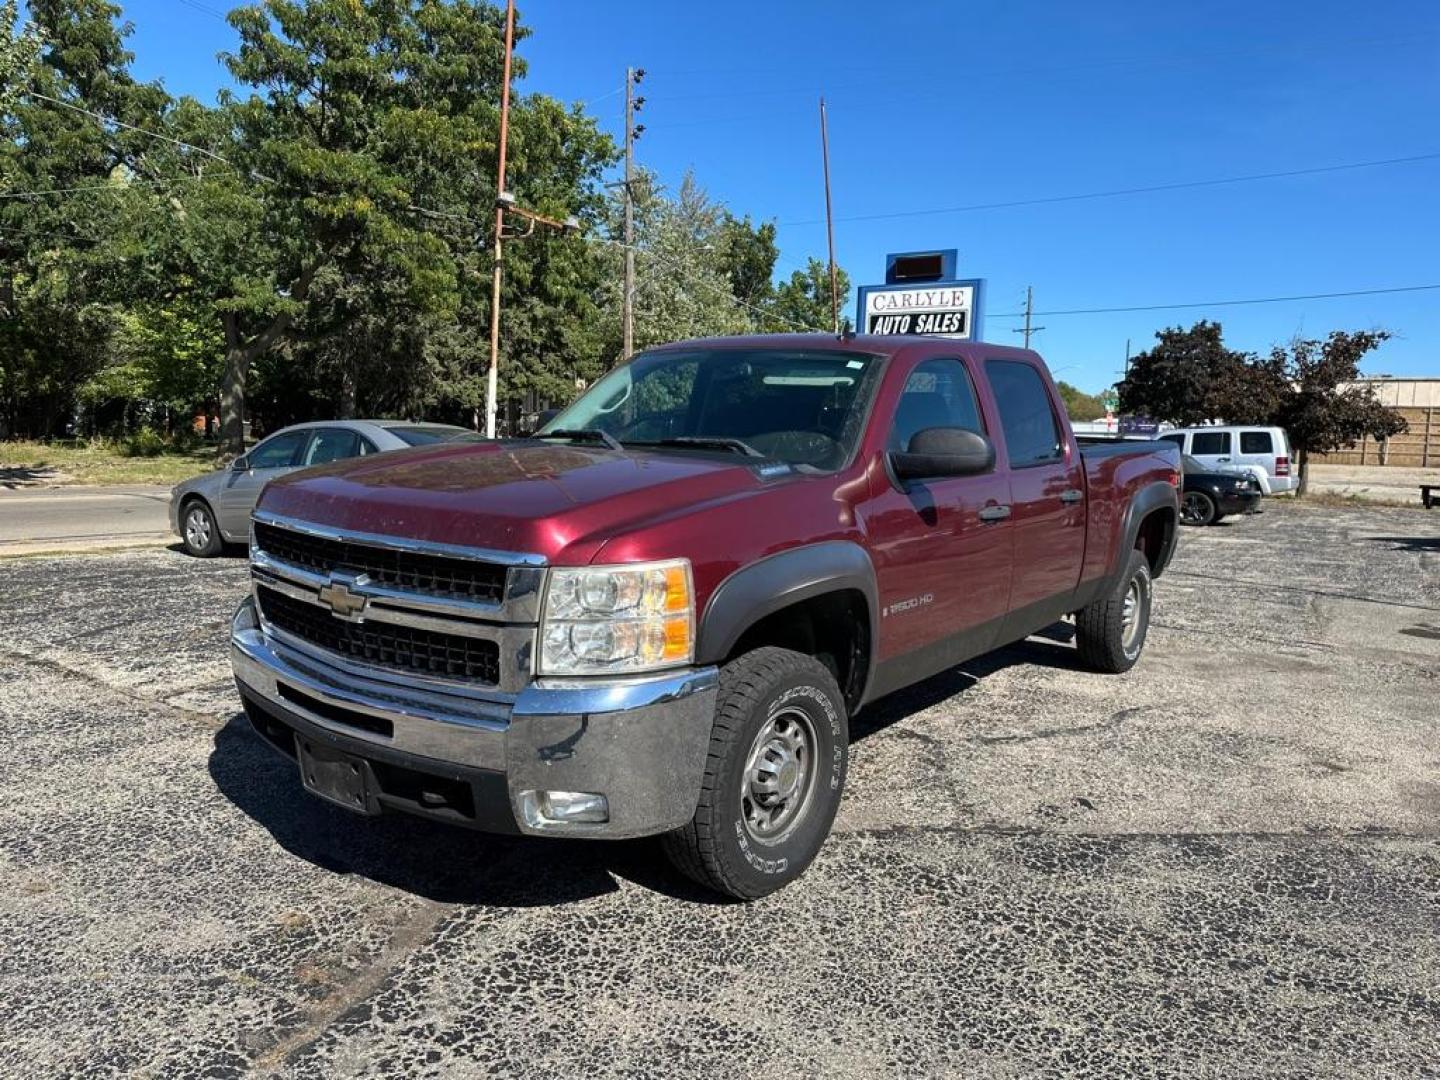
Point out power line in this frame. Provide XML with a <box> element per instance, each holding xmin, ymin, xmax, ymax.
<box><xmin>24</xmin><ymin>91</ymin><xmax>266</xmax><ymax>177</ymax></box>
<box><xmin>779</xmin><ymin>151</ymin><xmax>1440</xmax><ymax>226</ymax></box>
<box><xmin>990</xmin><ymin>283</ymin><xmax>1440</xmax><ymax>319</ymax></box>
<box><xmin>0</xmin><ymin>172</ymin><xmax>231</xmax><ymax>199</ymax></box>
<box><xmin>174</xmin><ymin>0</ymin><xmax>228</xmax><ymax>19</ymax></box>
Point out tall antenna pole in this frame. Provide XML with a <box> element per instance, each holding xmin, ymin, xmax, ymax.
<box><xmin>622</xmin><ymin>67</ymin><xmax>644</xmax><ymax>361</ymax></box>
<box><xmin>1013</xmin><ymin>285</ymin><xmax>1044</xmax><ymax>348</ymax></box>
<box><xmin>819</xmin><ymin>97</ymin><xmax>840</xmax><ymax>334</ymax></box>
<box><xmin>483</xmin><ymin>0</ymin><xmax>516</xmax><ymax>438</ymax></box>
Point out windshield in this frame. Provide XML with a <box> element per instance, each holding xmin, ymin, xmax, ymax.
<box><xmin>539</xmin><ymin>348</ymin><xmax>885</xmax><ymax>472</ymax></box>
<box><xmin>1182</xmin><ymin>455</ymin><xmax>1208</xmax><ymax>473</ymax></box>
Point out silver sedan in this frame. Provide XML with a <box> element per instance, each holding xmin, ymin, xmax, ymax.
<box><xmin>169</xmin><ymin>420</ymin><xmax>479</xmax><ymax>556</ymax></box>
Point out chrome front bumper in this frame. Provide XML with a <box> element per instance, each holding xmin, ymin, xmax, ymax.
<box><xmin>230</xmin><ymin>596</ymin><xmax>718</xmax><ymax>838</ymax></box>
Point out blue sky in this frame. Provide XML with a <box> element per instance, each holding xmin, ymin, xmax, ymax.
<box><xmin>116</xmin><ymin>0</ymin><xmax>1440</xmax><ymax>392</ymax></box>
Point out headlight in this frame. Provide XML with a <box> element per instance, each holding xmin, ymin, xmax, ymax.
<box><xmin>539</xmin><ymin>559</ymin><xmax>694</xmax><ymax>675</ymax></box>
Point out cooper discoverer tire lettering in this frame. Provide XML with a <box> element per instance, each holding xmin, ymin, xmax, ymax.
<box><xmin>662</xmin><ymin>646</ymin><xmax>848</xmax><ymax>900</ymax></box>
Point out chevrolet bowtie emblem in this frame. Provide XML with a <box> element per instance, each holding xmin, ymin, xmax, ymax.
<box><xmin>317</xmin><ymin>579</ymin><xmax>367</xmax><ymax>620</ymax></box>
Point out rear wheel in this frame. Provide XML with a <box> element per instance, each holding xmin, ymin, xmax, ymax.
<box><xmin>1180</xmin><ymin>491</ymin><xmax>1216</xmax><ymax>526</ymax></box>
<box><xmin>662</xmin><ymin>647</ymin><xmax>848</xmax><ymax>900</ymax></box>
<box><xmin>181</xmin><ymin>499</ymin><xmax>223</xmax><ymax>557</ymax></box>
<box><xmin>1075</xmin><ymin>549</ymin><xmax>1152</xmax><ymax>673</ymax></box>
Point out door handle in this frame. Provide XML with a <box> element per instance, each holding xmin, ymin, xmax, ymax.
<box><xmin>978</xmin><ymin>504</ymin><xmax>1012</xmax><ymax>522</ymax></box>
<box><xmin>1059</xmin><ymin>488</ymin><xmax>1083</xmax><ymax>504</ymax></box>
<box><xmin>1217</xmin><ymin>457</ymin><xmax>1231</xmax><ymax>463</ymax></box>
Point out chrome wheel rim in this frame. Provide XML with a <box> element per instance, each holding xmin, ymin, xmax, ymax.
<box><xmin>742</xmin><ymin>706</ymin><xmax>818</xmax><ymax>844</ymax></box>
<box><xmin>1121</xmin><ymin>577</ymin><xmax>1144</xmax><ymax>652</ymax></box>
<box><xmin>184</xmin><ymin>507</ymin><xmax>212</xmax><ymax>549</ymax></box>
<box><xmin>1181</xmin><ymin>492</ymin><xmax>1210</xmax><ymax>524</ymax></box>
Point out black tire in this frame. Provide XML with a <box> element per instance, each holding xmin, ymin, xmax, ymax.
<box><xmin>1180</xmin><ymin>490</ymin><xmax>1216</xmax><ymax>526</ymax></box>
<box><xmin>1075</xmin><ymin>549</ymin><xmax>1152</xmax><ymax>674</ymax></box>
<box><xmin>662</xmin><ymin>647</ymin><xmax>848</xmax><ymax>900</ymax></box>
<box><xmin>180</xmin><ymin>498</ymin><xmax>224</xmax><ymax>557</ymax></box>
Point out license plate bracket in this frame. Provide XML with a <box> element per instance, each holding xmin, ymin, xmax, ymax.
<box><xmin>297</xmin><ymin>738</ymin><xmax>379</xmax><ymax>816</ymax></box>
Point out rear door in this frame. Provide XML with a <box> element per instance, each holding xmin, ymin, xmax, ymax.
<box><xmin>983</xmin><ymin>358</ymin><xmax>1086</xmax><ymax>624</ymax></box>
<box><xmin>865</xmin><ymin>356</ymin><xmax>1013</xmax><ymax>662</ymax></box>
<box><xmin>218</xmin><ymin>429</ymin><xmax>310</xmax><ymax>536</ymax></box>
<box><xmin>1188</xmin><ymin>429</ymin><xmax>1233</xmax><ymax>471</ymax></box>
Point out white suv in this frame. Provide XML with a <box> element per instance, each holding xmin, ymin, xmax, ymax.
<box><xmin>1159</xmin><ymin>426</ymin><xmax>1296</xmax><ymax>495</ymax></box>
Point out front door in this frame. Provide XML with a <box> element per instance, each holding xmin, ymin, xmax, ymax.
<box><xmin>218</xmin><ymin>429</ymin><xmax>311</xmax><ymax>537</ymax></box>
<box><xmin>983</xmin><ymin>358</ymin><xmax>1085</xmax><ymax>629</ymax></box>
<box><xmin>865</xmin><ymin>357</ymin><xmax>1014</xmax><ymax>670</ymax></box>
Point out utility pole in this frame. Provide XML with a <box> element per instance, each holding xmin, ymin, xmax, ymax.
<box><xmin>1013</xmin><ymin>285</ymin><xmax>1044</xmax><ymax>348</ymax></box>
<box><xmin>622</xmin><ymin>66</ymin><xmax>645</xmax><ymax>362</ymax></box>
<box><xmin>483</xmin><ymin>0</ymin><xmax>517</xmax><ymax>438</ymax></box>
<box><xmin>819</xmin><ymin>97</ymin><xmax>839</xmax><ymax>334</ymax></box>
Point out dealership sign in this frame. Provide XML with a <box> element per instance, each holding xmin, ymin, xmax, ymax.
<box><xmin>856</xmin><ymin>277</ymin><xmax>985</xmax><ymax>341</ymax></box>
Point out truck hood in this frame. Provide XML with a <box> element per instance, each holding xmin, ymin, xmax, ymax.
<box><xmin>256</xmin><ymin>440</ymin><xmax>795</xmax><ymax>563</ymax></box>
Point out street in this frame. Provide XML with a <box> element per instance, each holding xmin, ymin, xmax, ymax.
<box><xmin>1</xmin><ymin>501</ymin><xmax>1437</xmax><ymax>1078</ymax></box>
<box><xmin>0</xmin><ymin>485</ymin><xmax>172</xmax><ymax>554</ymax></box>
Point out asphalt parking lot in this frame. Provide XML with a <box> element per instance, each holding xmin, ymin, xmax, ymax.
<box><xmin>2</xmin><ymin>502</ymin><xmax>1437</xmax><ymax>1078</ymax></box>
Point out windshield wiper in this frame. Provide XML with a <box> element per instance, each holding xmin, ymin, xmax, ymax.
<box><xmin>536</xmin><ymin>428</ymin><xmax>623</xmax><ymax>452</ymax></box>
<box><xmin>630</xmin><ymin>436</ymin><xmax>766</xmax><ymax>458</ymax></box>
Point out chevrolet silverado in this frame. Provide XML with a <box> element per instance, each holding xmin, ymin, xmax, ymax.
<box><xmin>231</xmin><ymin>334</ymin><xmax>1181</xmax><ymax>899</ymax></box>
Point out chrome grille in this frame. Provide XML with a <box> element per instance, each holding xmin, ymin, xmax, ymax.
<box><xmin>253</xmin><ymin>520</ymin><xmax>506</xmax><ymax>604</ymax></box>
<box><xmin>256</xmin><ymin>584</ymin><xmax>501</xmax><ymax>685</ymax></box>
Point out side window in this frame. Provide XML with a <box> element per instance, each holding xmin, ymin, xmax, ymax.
<box><xmin>1159</xmin><ymin>433</ymin><xmax>1185</xmax><ymax>447</ymax></box>
<box><xmin>304</xmin><ymin>428</ymin><xmax>362</xmax><ymax>465</ymax></box>
<box><xmin>984</xmin><ymin>359</ymin><xmax>1064</xmax><ymax>467</ymax></box>
<box><xmin>888</xmin><ymin>358</ymin><xmax>985</xmax><ymax>452</ymax></box>
<box><xmin>1240</xmin><ymin>431</ymin><xmax>1273</xmax><ymax>454</ymax></box>
<box><xmin>1191</xmin><ymin>430</ymin><xmax>1231</xmax><ymax>456</ymax></box>
<box><xmin>358</xmin><ymin>437</ymin><xmax>378</xmax><ymax>456</ymax></box>
<box><xmin>247</xmin><ymin>431</ymin><xmax>308</xmax><ymax>470</ymax></box>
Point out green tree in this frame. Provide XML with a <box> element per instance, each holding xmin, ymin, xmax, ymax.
<box><xmin>766</xmin><ymin>257</ymin><xmax>851</xmax><ymax>333</ymax></box>
<box><xmin>597</xmin><ymin>170</ymin><xmax>750</xmax><ymax>356</ymax></box>
<box><xmin>1055</xmin><ymin>381</ymin><xmax>1106</xmax><ymax>421</ymax></box>
<box><xmin>0</xmin><ymin>0</ymin><xmax>171</xmax><ymax>437</ymax></box>
<box><xmin>1264</xmin><ymin>330</ymin><xmax>1405</xmax><ymax>495</ymax></box>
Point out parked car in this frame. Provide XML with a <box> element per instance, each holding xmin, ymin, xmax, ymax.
<box><xmin>1159</xmin><ymin>426</ymin><xmax>1295</xmax><ymax>495</ymax></box>
<box><xmin>1179</xmin><ymin>453</ymin><xmax>1261</xmax><ymax>525</ymax></box>
<box><xmin>230</xmin><ymin>335</ymin><xmax>1181</xmax><ymax>899</ymax></box>
<box><xmin>170</xmin><ymin>420</ymin><xmax>480</xmax><ymax>556</ymax></box>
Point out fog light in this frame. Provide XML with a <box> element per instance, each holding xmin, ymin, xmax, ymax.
<box><xmin>523</xmin><ymin>790</ymin><xmax>609</xmax><ymax>826</ymax></box>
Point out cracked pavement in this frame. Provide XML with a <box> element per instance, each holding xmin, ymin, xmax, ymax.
<box><xmin>1</xmin><ymin>504</ymin><xmax>1437</xmax><ymax>1077</ymax></box>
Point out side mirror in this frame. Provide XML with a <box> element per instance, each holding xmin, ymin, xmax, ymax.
<box><xmin>230</xmin><ymin>455</ymin><xmax>249</xmax><ymax>472</ymax></box>
<box><xmin>517</xmin><ymin>408</ymin><xmax>561</xmax><ymax>439</ymax></box>
<box><xmin>888</xmin><ymin>427</ymin><xmax>995</xmax><ymax>484</ymax></box>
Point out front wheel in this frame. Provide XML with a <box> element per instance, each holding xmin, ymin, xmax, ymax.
<box><xmin>1075</xmin><ymin>549</ymin><xmax>1152</xmax><ymax>673</ymax></box>
<box><xmin>662</xmin><ymin>647</ymin><xmax>848</xmax><ymax>900</ymax></box>
<box><xmin>1180</xmin><ymin>491</ymin><xmax>1216</xmax><ymax>526</ymax></box>
<box><xmin>181</xmin><ymin>500</ymin><xmax>223</xmax><ymax>557</ymax></box>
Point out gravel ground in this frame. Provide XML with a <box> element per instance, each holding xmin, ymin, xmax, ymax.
<box><xmin>1</xmin><ymin>503</ymin><xmax>1437</xmax><ymax>1079</ymax></box>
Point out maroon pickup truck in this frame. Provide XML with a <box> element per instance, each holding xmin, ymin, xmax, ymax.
<box><xmin>232</xmin><ymin>335</ymin><xmax>1180</xmax><ymax>898</ymax></box>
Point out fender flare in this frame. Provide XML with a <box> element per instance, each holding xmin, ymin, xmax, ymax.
<box><xmin>1116</xmin><ymin>480</ymin><xmax>1180</xmax><ymax>580</ymax></box>
<box><xmin>696</xmin><ymin>541</ymin><xmax>880</xmax><ymax>685</ymax></box>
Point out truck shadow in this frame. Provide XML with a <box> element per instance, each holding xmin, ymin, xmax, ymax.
<box><xmin>852</xmin><ymin>625</ymin><xmax>1078</xmax><ymax>740</ymax></box>
<box><xmin>207</xmin><ymin>715</ymin><xmax>725</xmax><ymax>906</ymax></box>
<box><xmin>207</xmin><ymin>624</ymin><xmax>1085</xmax><ymax>907</ymax></box>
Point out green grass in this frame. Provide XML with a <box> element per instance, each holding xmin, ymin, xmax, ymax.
<box><xmin>0</xmin><ymin>438</ymin><xmax>218</xmax><ymax>487</ymax></box>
